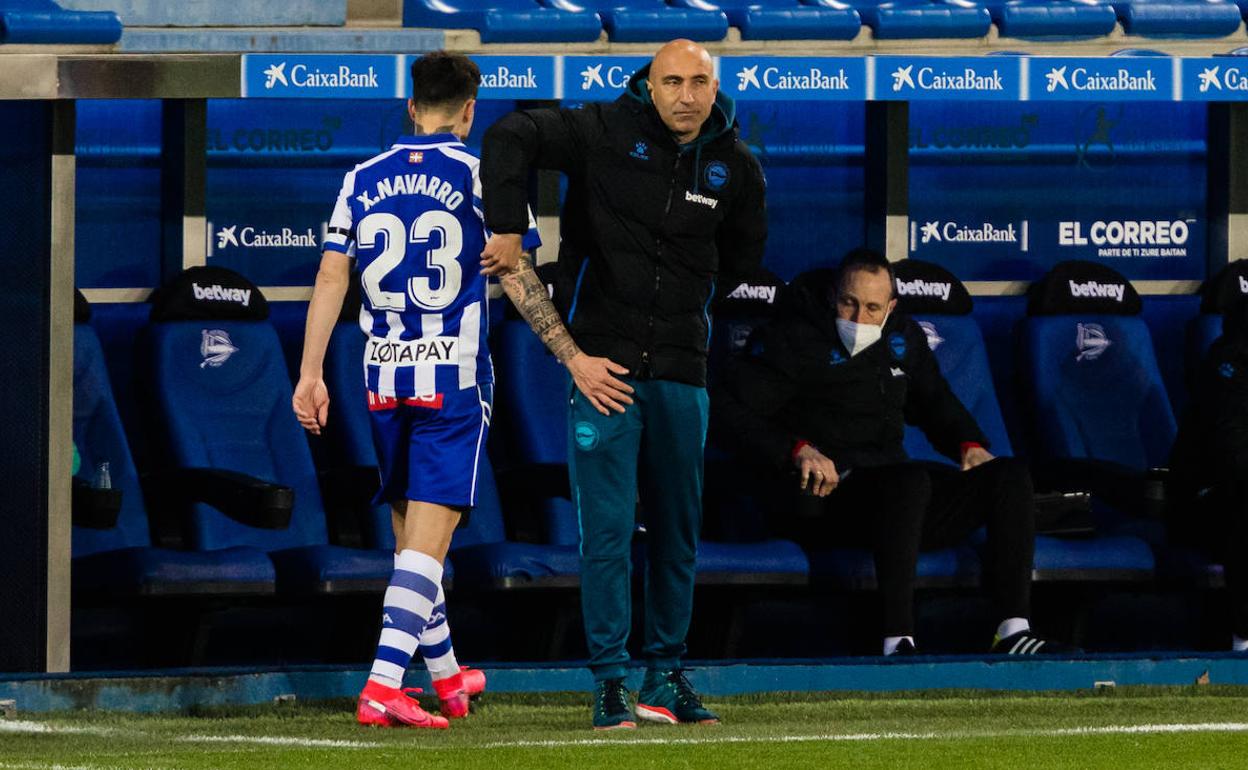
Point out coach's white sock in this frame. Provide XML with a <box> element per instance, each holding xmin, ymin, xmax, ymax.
<box><xmin>368</xmin><ymin>549</ymin><xmax>443</xmax><ymax>688</ymax></box>
<box><xmin>883</xmin><ymin>636</ymin><xmax>914</xmax><ymax>656</ymax></box>
<box><xmin>1233</xmin><ymin>634</ymin><xmax>1248</xmax><ymax>653</ymax></box>
<box><xmin>996</xmin><ymin>617</ymin><xmax>1030</xmax><ymax>640</ymax></box>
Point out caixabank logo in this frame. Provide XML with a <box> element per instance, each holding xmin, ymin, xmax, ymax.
<box><xmin>564</xmin><ymin>57</ymin><xmax>650</xmax><ymax>101</ymax></box>
<box><xmin>723</xmin><ymin>57</ymin><xmax>865</xmax><ymax>101</ymax></box>
<box><xmin>1183</xmin><ymin>59</ymin><xmax>1248</xmax><ymax>101</ymax></box>
<box><xmin>243</xmin><ymin>55</ymin><xmax>398</xmax><ymax>98</ymax></box>
<box><xmin>207</xmin><ymin>221</ymin><xmax>325</xmax><ymax>257</ymax></box>
<box><xmin>466</xmin><ymin>56</ymin><xmax>556</xmax><ymax>100</ymax></box>
<box><xmin>876</xmin><ymin>57</ymin><xmax>1019</xmax><ymax>101</ymax></box>
<box><xmin>1031</xmin><ymin>57</ymin><xmax>1173</xmax><ymax>102</ymax></box>
<box><xmin>910</xmin><ymin>219</ymin><xmax>1029</xmax><ymax>254</ymax></box>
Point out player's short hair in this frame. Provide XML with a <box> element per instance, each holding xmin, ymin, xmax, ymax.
<box><xmin>836</xmin><ymin>247</ymin><xmax>896</xmax><ymax>299</ymax></box>
<box><xmin>409</xmin><ymin>51</ymin><xmax>481</xmax><ymax>111</ymax></box>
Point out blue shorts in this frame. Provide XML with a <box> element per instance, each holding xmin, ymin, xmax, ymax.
<box><xmin>367</xmin><ymin>383</ymin><xmax>492</xmax><ymax>510</ymax></box>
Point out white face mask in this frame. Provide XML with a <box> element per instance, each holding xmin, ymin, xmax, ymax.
<box><xmin>836</xmin><ymin>312</ymin><xmax>889</xmax><ymax>357</ymax></box>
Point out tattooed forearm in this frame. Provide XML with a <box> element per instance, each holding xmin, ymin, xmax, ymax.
<box><xmin>501</xmin><ymin>254</ymin><xmax>582</xmax><ymax>364</ymax></box>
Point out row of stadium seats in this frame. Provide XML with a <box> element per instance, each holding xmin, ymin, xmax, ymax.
<box><xmin>0</xmin><ymin>0</ymin><xmax>120</xmax><ymax>44</ymax></box>
<box><xmin>71</xmin><ymin>258</ymin><xmax>1246</xmax><ymax>620</ymax></box>
<box><xmin>405</xmin><ymin>0</ymin><xmax>1248</xmax><ymax>42</ymax></box>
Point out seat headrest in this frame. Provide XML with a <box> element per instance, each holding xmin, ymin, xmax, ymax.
<box><xmin>149</xmin><ymin>266</ymin><xmax>268</xmax><ymax>322</ymax></box>
<box><xmin>1200</xmin><ymin>260</ymin><xmax>1248</xmax><ymax>314</ymax></box>
<box><xmin>892</xmin><ymin>259</ymin><xmax>973</xmax><ymax>315</ymax></box>
<box><xmin>715</xmin><ymin>267</ymin><xmax>785</xmax><ymax>319</ymax></box>
<box><xmin>74</xmin><ymin>288</ymin><xmax>91</xmax><ymax>324</ymax></box>
<box><xmin>1027</xmin><ymin>260</ymin><xmax>1141</xmax><ymax>316</ymax></box>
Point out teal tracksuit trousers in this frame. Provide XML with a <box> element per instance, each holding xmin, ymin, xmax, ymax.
<box><xmin>568</xmin><ymin>379</ymin><xmax>708</xmax><ymax>682</ymax></box>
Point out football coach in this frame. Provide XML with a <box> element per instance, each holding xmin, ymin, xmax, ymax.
<box><xmin>479</xmin><ymin>39</ymin><xmax>767</xmax><ymax>729</ymax></box>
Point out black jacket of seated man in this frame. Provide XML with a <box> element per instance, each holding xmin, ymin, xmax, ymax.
<box><xmin>710</xmin><ymin>254</ymin><xmax>1039</xmax><ymax>653</ymax></box>
<box><xmin>1169</xmin><ymin>298</ymin><xmax>1248</xmax><ymax>645</ymax></box>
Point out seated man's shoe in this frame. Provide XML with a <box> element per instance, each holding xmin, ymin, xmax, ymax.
<box><xmin>635</xmin><ymin>669</ymin><xmax>719</xmax><ymax>725</ymax></box>
<box><xmin>888</xmin><ymin>638</ymin><xmax>919</xmax><ymax>656</ymax></box>
<box><xmin>592</xmin><ymin>677</ymin><xmax>636</xmax><ymax>731</ymax></box>
<box><xmin>991</xmin><ymin>630</ymin><xmax>1080</xmax><ymax>656</ymax></box>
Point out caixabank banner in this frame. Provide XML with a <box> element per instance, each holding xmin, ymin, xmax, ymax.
<box><xmin>908</xmin><ymin>100</ymin><xmax>1206</xmax><ymax>281</ymax></box>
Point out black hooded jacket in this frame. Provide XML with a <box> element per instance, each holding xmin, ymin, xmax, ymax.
<box><xmin>481</xmin><ymin>64</ymin><xmax>767</xmax><ymax>387</ymax></box>
<box><xmin>1170</xmin><ymin>302</ymin><xmax>1248</xmax><ymax>488</ymax></box>
<box><xmin>710</xmin><ymin>274</ymin><xmax>987</xmax><ymax>472</ymax></box>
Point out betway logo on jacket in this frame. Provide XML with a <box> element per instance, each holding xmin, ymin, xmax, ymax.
<box><xmin>1068</xmin><ymin>280</ymin><xmax>1126</xmax><ymax>303</ymax></box>
<box><xmin>193</xmin><ymin>283</ymin><xmax>253</xmax><ymax>308</ymax></box>
<box><xmin>895</xmin><ymin>278</ymin><xmax>952</xmax><ymax>302</ymax></box>
<box><xmin>721</xmin><ymin>57</ymin><xmax>866</xmax><ymax>101</ymax></box>
<box><xmin>726</xmin><ymin>282</ymin><xmax>777</xmax><ymax>304</ymax></box>
<box><xmin>244</xmin><ymin>55</ymin><xmax>396</xmax><ymax>98</ymax></box>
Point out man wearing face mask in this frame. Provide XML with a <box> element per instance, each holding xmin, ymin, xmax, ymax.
<box><xmin>711</xmin><ymin>248</ymin><xmax>1070</xmax><ymax>657</ymax></box>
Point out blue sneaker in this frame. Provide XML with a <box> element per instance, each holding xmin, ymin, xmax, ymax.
<box><xmin>635</xmin><ymin>669</ymin><xmax>719</xmax><ymax>725</ymax></box>
<box><xmin>592</xmin><ymin>678</ymin><xmax>636</xmax><ymax>731</ymax></box>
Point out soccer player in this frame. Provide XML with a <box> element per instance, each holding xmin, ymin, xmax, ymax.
<box><xmin>293</xmin><ymin>51</ymin><xmax>539</xmax><ymax>728</ymax></box>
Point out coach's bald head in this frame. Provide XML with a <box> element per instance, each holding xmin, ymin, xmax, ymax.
<box><xmin>647</xmin><ymin>39</ymin><xmax>718</xmax><ymax>144</ymax></box>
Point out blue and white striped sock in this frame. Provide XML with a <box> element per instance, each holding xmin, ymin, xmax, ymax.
<box><xmin>368</xmin><ymin>549</ymin><xmax>443</xmax><ymax>688</ymax></box>
<box><xmin>419</xmin><ymin>585</ymin><xmax>461</xmax><ymax>681</ymax></box>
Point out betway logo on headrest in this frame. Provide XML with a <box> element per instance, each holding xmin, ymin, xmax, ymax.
<box><xmin>481</xmin><ymin>66</ymin><xmax>537</xmax><ymax>90</ymax></box>
<box><xmin>193</xmin><ymin>282</ymin><xmax>253</xmax><ymax>307</ymax></box>
<box><xmin>726</xmin><ymin>282</ymin><xmax>777</xmax><ymax>304</ymax></box>
<box><xmin>1067</xmin><ymin>280</ymin><xmax>1125</xmax><ymax>303</ymax></box>
<box><xmin>895</xmin><ymin>278</ymin><xmax>952</xmax><ymax>302</ymax></box>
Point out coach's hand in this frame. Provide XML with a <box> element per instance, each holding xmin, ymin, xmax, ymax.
<box><xmin>794</xmin><ymin>444</ymin><xmax>839</xmax><ymax>497</ymax></box>
<box><xmin>567</xmin><ymin>352</ymin><xmax>633</xmax><ymax>416</ymax></box>
<box><xmin>961</xmin><ymin>445</ymin><xmax>995</xmax><ymax>471</ymax></box>
<box><xmin>480</xmin><ymin>233</ymin><xmax>524</xmax><ymax>276</ymax></box>
<box><xmin>293</xmin><ymin>377</ymin><xmax>330</xmax><ymax>435</ymax></box>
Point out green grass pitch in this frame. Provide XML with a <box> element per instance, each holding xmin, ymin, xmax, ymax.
<box><xmin>1</xmin><ymin>687</ymin><xmax>1247</xmax><ymax>769</ymax></box>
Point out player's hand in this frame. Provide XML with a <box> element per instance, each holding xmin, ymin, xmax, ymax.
<box><xmin>480</xmin><ymin>233</ymin><xmax>524</xmax><ymax>276</ymax></box>
<box><xmin>794</xmin><ymin>445</ymin><xmax>839</xmax><ymax>497</ymax></box>
<box><xmin>567</xmin><ymin>352</ymin><xmax>633</xmax><ymax>416</ymax></box>
<box><xmin>961</xmin><ymin>445</ymin><xmax>995</xmax><ymax>471</ymax></box>
<box><xmin>292</xmin><ymin>377</ymin><xmax>330</xmax><ymax>435</ymax></box>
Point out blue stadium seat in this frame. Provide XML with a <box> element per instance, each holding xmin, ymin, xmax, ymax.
<box><xmin>1020</xmin><ymin>264</ymin><xmax>1176</xmax><ymax>472</ymax></box>
<box><xmin>494</xmin><ymin>318</ymin><xmax>808</xmax><ymax>584</ymax></box>
<box><xmin>139</xmin><ymin>268</ymin><xmax>393</xmax><ymax>594</ymax></box>
<box><xmin>72</xmin><ymin>309</ymin><xmax>275</xmax><ymax>597</ymax></box>
<box><xmin>986</xmin><ymin>0</ymin><xmax>1118</xmax><ymax>37</ymax></box>
<box><xmin>675</xmin><ymin>0</ymin><xmax>862</xmax><ymax>40</ymax></box>
<box><xmin>1188</xmin><ymin>261</ymin><xmax>1248</xmax><ymax>370</ymax></box>
<box><xmin>540</xmin><ymin>0</ymin><xmax>729</xmax><ymax>41</ymax></box>
<box><xmin>897</xmin><ymin>260</ymin><xmax>1154</xmax><ymax>583</ymax></box>
<box><xmin>0</xmin><ymin>0</ymin><xmax>121</xmax><ymax>44</ymax></box>
<box><xmin>402</xmin><ymin>0</ymin><xmax>603</xmax><ymax>43</ymax></box>
<box><xmin>1113</xmin><ymin>0</ymin><xmax>1243</xmax><ymax>37</ymax></box>
<box><xmin>447</xmin><ymin>457</ymin><xmax>581</xmax><ymax>588</ymax></box>
<box><xmin>838</xmin><ymin>0</ymin><xmax>991</xmax><ymax>39</ymax></box>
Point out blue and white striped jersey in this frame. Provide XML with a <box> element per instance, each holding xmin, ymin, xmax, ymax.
<box><xmin>324</xmin><ymin>134</ymin><xmax>539</xmax><ymax>398</ymax></box>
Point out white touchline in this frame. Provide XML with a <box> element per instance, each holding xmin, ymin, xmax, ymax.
<box><xmin>0</xmin><ymin>721</ymin><xmax>1246</xmax><ymax>751</ymax></box>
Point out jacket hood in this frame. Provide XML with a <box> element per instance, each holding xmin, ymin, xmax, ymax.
<box><xmin>622</xmin><ymin>62</ymin><xmax>736</xmax><ymax>147</ymax></box>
